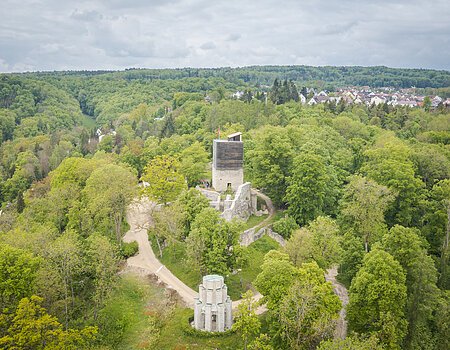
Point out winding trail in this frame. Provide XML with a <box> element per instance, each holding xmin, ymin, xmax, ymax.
<box><xmin>122</xmin><ymin>193</ymin><xmax>347</xmax><ymax>333</ymax></box>
<box><xmin>325</xmin><ymin>267</ymin><xmax>349</xmax><ymax>339</ymax></box>
<box><xmin>123</xmin><ymin>196</ymin><xmax>266</xmax><ymax>312</ymax></box>
<box><xmin>123</xmin><ymin>198</ymin><xmax>198</xmax><ymax>307</ymax></box>
<box><xmin>250</xmin><ymin>189</ymin><xmax>276</xmax><ymax>229</ymax></box>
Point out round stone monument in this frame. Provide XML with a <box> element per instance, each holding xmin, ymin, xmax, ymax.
<box><xmin>193</xmin><ymin>275</ymin><xmax>233</xmax><ymax>332</ymax></box>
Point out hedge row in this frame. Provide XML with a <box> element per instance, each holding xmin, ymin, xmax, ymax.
<box><xmin>181</xmin><ymin>313</ymin><xmax>235</xmax><ymax>338</ymax></box>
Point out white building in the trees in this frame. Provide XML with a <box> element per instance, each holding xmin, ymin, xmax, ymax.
<box><xmin>194</xmin><ymin>275</ymin><xmax>233</xmax><ymax>332</ymax></box>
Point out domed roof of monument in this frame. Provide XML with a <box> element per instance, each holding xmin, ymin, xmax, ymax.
<box><xmin>203</xmin><ymin>274</ymin><xmax>223</xmax><ymax>282</ymax></box>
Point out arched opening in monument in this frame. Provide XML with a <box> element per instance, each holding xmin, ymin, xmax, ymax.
<box><xmin>211</xmin><ymin>314</ymin><xmax>217</xmax><ymax>331</ymax></box>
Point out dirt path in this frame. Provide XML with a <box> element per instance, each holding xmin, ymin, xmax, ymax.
<box><xmin>123</xmin><ymin>195</ymin><xmax>348</xmax><ymax>330</ymax></box>
<box><xmin>251</xmin><ymin>189</ymin><xmax>276</xmax><ymax>229</ymax></box>
<box><xmin>325</xmin><ymin>267</ymin><xmax>349</xmax><ymax>339</ymax></box>
<box><xmin>123</xmin><ymin>198</ymin><xmax>198</xmax><ymax>308</ymax></box>
<box><xmin>123</xmin><ymin>197</ymin><xmax>266</xmax><ymax>312</ymax></box>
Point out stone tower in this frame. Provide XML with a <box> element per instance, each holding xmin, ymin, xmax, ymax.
<box><xmin>212</xmin><ymin>132</ymin><xmax>244</xmax><ymax>192</ymax></box>
<box><xmin>194</xmin><ymin>275</ymin><xmax>233</xmax><ymax>332</ymax></box>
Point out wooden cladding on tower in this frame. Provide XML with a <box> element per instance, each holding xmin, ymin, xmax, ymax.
<box><xmin>213</xmin><ymin>140</ymin><xmax>244</xmax><ymax>170</ymax></box>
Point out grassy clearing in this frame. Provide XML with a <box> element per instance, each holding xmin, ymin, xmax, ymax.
<box><xmin>98</xmin><ymin>274</ymin><xmax>169</xmax><ymax>350</ymax></box>
<box><xmin>149</xmin><ymin>234</ymin><xmax>202</xmax><ymax>289</ymax></box>
<box><xmin>102</xmin><ymin>273</ymin><xmax>242</xmax><ymax>349</ymax></box>
<box><xmin>226</xmin><ymin>235</ymin><xmax>280</xmax><ymax>299</ymax></box>
<box><xmin>241</xmin><ymin>214</ymin><xmax>269</xmax><ymax>230</ymax></box>
<box><xmin>80</xmin><ymin>113</ymin><xmax>96</xmax><ymax>129</ymax></box>
<box><xmin>265</xmin><ymin>209</ymin><xmax>285</xmax><ymax>225</ymax></box>
<box><xmin>155</xmin><ymin>308</ymin><xmax>242</xmax><ymax>349</ymax></box>
<box><xmin>149</xmin><ymin>233</ymin><xmax>280</xmax><ymax>300</ymax></box>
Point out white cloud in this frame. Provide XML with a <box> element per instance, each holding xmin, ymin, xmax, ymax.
<box><xmin>0</xmin><ymin>0</ymin><xmax>449</xmax><ymax>72</ymax></box>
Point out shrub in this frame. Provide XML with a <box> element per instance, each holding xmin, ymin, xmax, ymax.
<box><xmin>272</xmin><ymin>216</ymin><xmax>299</xmax><ymax>238</ymax></box>
<box><xmin>121</xmin><ymin>241</ymin><xmax>139</xmax><ymax>258</ymax></box>
<box><xmin>181</xmin><ymin>313</ymin><xmax>235</xmax><ymax>338</ymax></box>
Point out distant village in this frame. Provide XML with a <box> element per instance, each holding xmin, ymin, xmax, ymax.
<box><xmin>232</xmin><ymin>86</ymin><xmax>450</xmax><ymax>109</ymax></box>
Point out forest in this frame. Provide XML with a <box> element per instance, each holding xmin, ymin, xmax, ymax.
<box><xmin>0</xmin><ymin>66</ymin><xmax>449</xmax><ymax>349</ymax></box>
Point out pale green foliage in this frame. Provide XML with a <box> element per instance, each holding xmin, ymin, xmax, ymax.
<box><xmin>49</xmin><ymin>141</ymin><xmax>74</xmax><ymax>171</ymax></box>
<box><xmin>272</xmin><ymin>215</ymin><xmax>298</xmax><ymax>239</ymax></box>
<box><xmin>82</xmin><ymin>163</ymin><xmax>137</xmax><ymax>243</ymax></box>
<box><xmin>0</xmin><ymin>244</ymin><xmax>40</xmax><ymax>309</ymax></box>
<box><xmin>44</xmin><ymin>230</ymin><xmax>83</xmax><ymax>328</ymax></box>
<box><xmin>141</xmin><ymin>155</ymin><xmax>186</xmax><ymax>204</ymax></box>
<box><xmin>318</xmin><ymin>334</ymin><xmax>383</xmax><ymax>350</ymax></box>
<box><xmin>2</xmin><ymin>151</ymin><xmax>42</xmax><ymax>201</ymax></box>
<box><xmin>247</xmin><ymin>334</ymin><xmax>274</xmax><ymax>350</ymax></box>
<box><xmin>331</xmin><ymin>115</ymin><xmax>372</xmax><ymax>141</ymax></box>
<box><xmin>176</xmin><ymin>188</ymin><xmax>210</xmax><ymax>236</ymax></box>
<box><xmin>284</xmin><ymin>216</ymin><xmax>342</xmax><ymax>269</ymax></box>
<box><xmin>179</xmin><ymin>141</ymin><xmax>209</xmax><ymax>187</ymax></box>
<box><xmin>307</xmin><ymin>216</ymin><xmax>342</xmax><ymax>269</ymax></box>
<box><xmin>85</xmin><ymin>234</ymin><xmax>119</xmax><ymax>319</ymax></box>
<box><xmin>340</xmin><ymin>175</ymin><xmax>394</xmax><ymax>252</ymax></box>
<box><xmin>253</xmin><ymin>251</ymin><xmax>299</xmax><ymax>309</ymax></box>
<box><xmin>361</xmin><ymin>141</ymin><xmax>425</xmax><ymax>226</ymax></box>
<box><xmin>347</xmin><ymin>249</ymin><xmax>408</xmax><ymax>349</ymax></box>
<box><xmin>412</xmin><ymin>143</ymin><xmax>450</xmax><ymax>188</ymax></box>
<box><xmin>0</xmin><ymin>295</ymin><xmax>97</xmax><ymax>349</ymax></box>
<box><xmin>283</xmin><ymin>228</ymin><xmax>313</xmax><ymax>267</ymax></box>
<box><xmin>232</xmin><ymin>290</ymin><xmax>261</xmax><ymax>350</ymax></box>
<box><xmin>50</xmin><ymin>157</ymin><xmax>96</xmax><ymax>189</ymax></box>
<box><xmin>151</xmin><ymin>202</ymin><xmax>185</xmax><ymax>258</ymax></box>
<box><xmin>278</xmin><ymin>262</ymin><xmax>341</xmax><ymax>350</ymax></box>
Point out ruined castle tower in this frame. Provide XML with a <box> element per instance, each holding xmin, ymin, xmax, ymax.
<box><xmin>212</xmin><ymin>132</ymin><xmax>244</xmax><ymax>192</ymax></box>
<box><xmin>194</xmin><ymin>275</ymin><xmax>233</xmax><ymax>332</ymax></box>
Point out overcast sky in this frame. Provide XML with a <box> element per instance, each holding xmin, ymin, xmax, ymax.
<box><xmin>1</xmin><ymin>0</ymin><xmax>449</xmax><ymax>72</ymax></box>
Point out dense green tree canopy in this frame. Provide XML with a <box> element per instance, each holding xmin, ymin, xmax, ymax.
<box><xmin>347</xmin><ymin>249</ymin><xmax>408</xmax><ymax>349</ymax></box>
<box><xmin>0</xmin><ymin>67</ymin><xmax>449</xmax><ymax>349</ymax></box>
<box><xmin>186</xmin><ymin>207</ymin><xmax>242</xmax><ymax>276</ymax></box>
<box><xmin>141</xmin><ymin>155</ymin><xmax>186</xmax><ymax>204</ymax></box>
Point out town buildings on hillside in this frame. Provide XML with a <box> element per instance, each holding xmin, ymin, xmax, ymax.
<box><xmin>232</xmin><ymin>87</ymin><xmax>449</xmax><ymax>109</ymax></box>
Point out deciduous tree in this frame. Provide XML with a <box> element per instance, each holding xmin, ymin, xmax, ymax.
<box><xmin>285</xmin><ymin>153</ymin><xmax>338</xmax><ymax>225</ymax></box>
<box><xmin>347</xmin><ymin>249</ymin><xmax>407</xmax><ymax>349</ymax></box>
<box><xmin>233</xmin><ymin>290</ymin><xmax>261</xmax><ymax>350</ymax></box>
<box><xmin>379</xmin><ymin>225</ymin><xmax>439</xmax><ymax>349</ymax></box>
<box><xmin>277</xmin><ymin>262</ymin><xmax>341</xmax><ymax>350</ymax></box>
<box><xmin>141</xmin><ymin>155</ymin><xmax>186</xmax><ymax>204</ymax></box>
<box><xmin>186</xmin><ymin>208</ymin><xmax>242</xmax><ymax>275</ymax></box>
<box><xmin>83</xmin><ymin>163</ymin><xmax>137</xmax><ymax>244</ymax></box>
<box><xmin>0</xmin><ymin>244</ymin><xmax>40</xmax><ymax>309</ymax></box>
<box><xmin>339</xmin><ymin>175</ymin><xmax>394</xmax><ymax>252</ymax></box>
<box><xmin>179</xmin><ymin>142</ymin><xmax>209</xmax><ymax>187</ymax></box>
<box><xmin>85</xmin><ymin>234</ymin><xmax>118</xmax><ymax>320</ymax></box>
<box><xmin>254</xmin><ymin>251</ymin><xmax>299</xmax><ymax>309</ymax></box>
<box><xmin>0</xmin><ymin>295</ymin><xmax>96</xmax><ymax>349</ymax></box>
<box><xmin>361</xmin><ymin>142</ymin><xmax>425</xmax><ymax>226</ymax></box>
<box><xmin>318</xmin><ymin>334</ymin><xmax>383</xmax><ymax>350</ymax></box>
<box><xmin>284</xmin><ymin>217</ymin><xmax>341</xmax><ymax>269</ymax></box>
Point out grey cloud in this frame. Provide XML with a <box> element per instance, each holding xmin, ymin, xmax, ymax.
<box><xmin>225</xmin><ymin>33</ymin><xmax>241</xmax><ymax>42</ymax></box>
<box><xmin>0</xmin><ymin>0</ymin><xmax>449</xmax><ymax>72</ymax></box>
<box><xmin>318</xmin><ymin>21</ymin><xmax>358</xmax><ymax>36</ymax></box>
<box><xmin>200</xmin><ymin>41</ymin><xmax>216</xmax><ymax>50</ymax></box>
<box><xmin>71</xmin><ymin>10</ymin><xmax>103</xmax><ymax>21</ymax></box>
